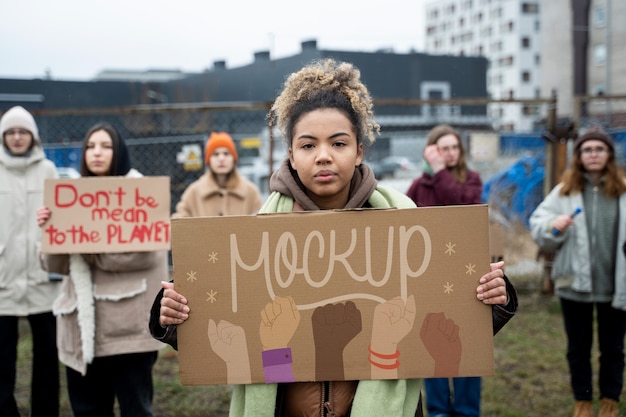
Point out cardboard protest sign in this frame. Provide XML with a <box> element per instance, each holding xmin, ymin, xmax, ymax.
<box><xmin>42</xmin><ymin>177</ymin><xmax>171</xmax><ymax>253</ymax></box>
<box><xmin>172</xmin><ymin>205</ymin><xmax>494</xmax><ymax>385</ymax></box>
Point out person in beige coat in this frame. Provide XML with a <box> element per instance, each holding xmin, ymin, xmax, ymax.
<box><xmin>0</xmin><ymin>106</ymin><xmax>60</xmax><ymax>417</ymax></box>
<box><xmin>37</xmin><ymin>122</ymin><xmax>167</xmax><ymax>417</ymax></box>
<box><xmin>172</xmin><ymin>131</ymin><xmax>263</xmax><ymax>218</ymax></box>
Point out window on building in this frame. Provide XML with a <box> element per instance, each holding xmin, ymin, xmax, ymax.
<box><xmin>594</xmin><ymin>44</ymin><xmax>607</xmax><ymax>65</ymax></box>
<box><xmin>594</xmin><ymin>5</ymin><xmax>606</xmax><ymax>27</ymax></box>
<box><xmin>535</xmin><ymin>54</ymin><xmax>541</xmax><ymax>65</ymax></box>
<box><xmin>508</xmin><ymin>21</ymin><xmax>515</xmax><ymax>32</ymax></box>
<box><xmin>522</xmin><ymin>105</ymin><xmax>539</xmax><ymax>115</ymax></box>
<box><xmin>459</xmin><ymin>17</ymin><xmax>465</xmax><ymax>27</ymax></box>
<box><xmin>535</xmin><ymin>88</ymin><xmax>541</xmax><ymax>98</ymax></box>
<box><xmin>521</xmin><ymin>71</ymin><xmax>531</xmax><ymax>83</ymax></box>
<box><xmin>593</xmin><ymin>83</ymin><xmax>606</xmax><ymax>96</ymax></box>
<box><xmin>521</xmin><ymin>3</ymin><xmax>539</xmax><ymax>13</ymax></box>
<box><xmin>535</xmin><ymin>20</ymin><xmax>541</xmax><ymax>31</ymax></box>
<box><xmin>522</xmin><ymin>37</ymin><xmax>530</xmax><ymax>48</ymax></box>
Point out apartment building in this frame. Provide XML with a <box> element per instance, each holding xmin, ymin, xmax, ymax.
<box><xmin>541</xmin><ymin>0</ymin><xmax>626</xmax><ymax>120</ymax></box>
<box><xmin>424</xmin><ymin>0</ymin><xmax>541</xmax><ymax>131</ymax></box>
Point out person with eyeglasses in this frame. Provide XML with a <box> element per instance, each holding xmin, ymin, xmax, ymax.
<box><xmin>530</xmin><ymin>126</ymin><xmax>626</xmax><ymax>417</ymax></box>
<box><xmin>406</xmin><ymin>124</ymin><xmax>482</xmax><ymax>208</ymax></box>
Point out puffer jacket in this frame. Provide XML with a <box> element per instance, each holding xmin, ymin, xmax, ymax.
<box><xmin>172</xmin><ymin>170</ymin><xmax>263</xmax><ymax>218</ymax></box>
<box><xmin>47</xmin><ymin>169</ymin><xmax>167</xmax><ymax>375</ymax></box>
<box><xmin>0</xmin><ymin>142</ymin><xmax>59</xmax><ymax>316</ymax></box>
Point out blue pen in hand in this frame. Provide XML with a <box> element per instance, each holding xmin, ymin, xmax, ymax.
<box><xmin>552</xmin><ymin>207</ymin><xmax>583</xmax><ymax>236</ymax></box>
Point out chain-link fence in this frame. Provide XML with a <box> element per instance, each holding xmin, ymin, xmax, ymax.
<box><xmin>22</xmin><ymin>96</ymin><xmax>626</xmax><ymax>225</ymax></box>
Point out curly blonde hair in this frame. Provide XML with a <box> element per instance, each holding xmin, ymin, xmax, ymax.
<box><xmin>268</xmin><ymin>58</ymin><xmax>379</xmax><ymax>149</ymax></box>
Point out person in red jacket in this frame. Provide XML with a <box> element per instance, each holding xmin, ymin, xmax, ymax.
<box><xmin>407</xmin><ymin>124</ymin><xmax>482</xmax><ymax>207</ymax></box>
<box><xmin>406</xmin><ymin>124</ymin><xmax>483</xmax><ymax>417</ymax></box>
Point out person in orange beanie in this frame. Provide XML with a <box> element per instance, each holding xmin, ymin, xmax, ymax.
<box><xmin>173</xmin><ymin>131</ymin><xmax>262</xmax><ymax>218</ymax></box>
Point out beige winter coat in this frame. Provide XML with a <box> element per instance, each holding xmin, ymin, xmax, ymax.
<box><xmin>0</xmin><ymin>142</ymin><xmax>59</xmax><ymax>316</ymax></box>
<box><xmin>172</xmin><ymin>169</ymin><xmax>263</xmax><ymax>218</ymax></box>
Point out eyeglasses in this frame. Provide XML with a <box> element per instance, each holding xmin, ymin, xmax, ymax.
<box><xmin>580</xmin><ymin>146</ymin><xmax>609</xmax><ymax>155</ymax></box>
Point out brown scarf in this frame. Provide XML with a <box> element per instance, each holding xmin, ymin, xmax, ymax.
<box><xmin>269</xmin><ymin>159</ymin><xmax>378</xmax><ymax>210</ymax></box>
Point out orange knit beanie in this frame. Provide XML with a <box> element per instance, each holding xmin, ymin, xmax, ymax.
<box><xmin>205</xmin><ymin>132</ymin><xmax>238</xmax><ymax>164</ymax></box>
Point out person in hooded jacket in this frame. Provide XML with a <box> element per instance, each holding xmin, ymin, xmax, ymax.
<box><xmin>172</xmin><ymin>131</ymin><xmax>262</xmax><ymax>218</ymax></box>
<box><xmin>0</xmin><ymin>106</ymin><xmax>60</xmax><ymax>417</ymax></box>
<box><xmin>37</xmin><ymin>122</ymin><xmax>167</xmax><ymax>417</ymax></box>
<box><xmin>149</xmin><ymin>59</ymin><xmax>518</xmax><ymax>417</ymax></box>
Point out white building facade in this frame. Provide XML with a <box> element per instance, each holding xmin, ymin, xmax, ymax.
<box><xmin>541</xmin><ymin>0</ymin><xmax>626</xmax><ymax>121</ymax></box>
<box><xmin>424</xmin><ymin>0</ymin><xmax>541</xmax><ymax>131</ymax></box>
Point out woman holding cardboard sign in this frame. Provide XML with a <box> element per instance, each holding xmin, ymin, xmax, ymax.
<box><xmin>37</xmin><ymin>122</ymin><xmax>167</xmax><ymax>417</ymax></box>
<box><xmin>150</xmin><ymin>59</ymin><xmax>518</xmax><ymax>417</ymax></box>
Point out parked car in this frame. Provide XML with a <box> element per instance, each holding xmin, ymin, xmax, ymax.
<box><xmin>368</xmin><ymin>156</ymin><xmax>416</xmax><ymax>179</ymax></box>
<box><xmin>238</xmin><ymin>156</ymin><xmax>271</xmax><ymax>198</ymax></box>
<box><xmin>57</xmin><ymin>167</ymin><xmax>80</xmax><ymax>178</ymax></box>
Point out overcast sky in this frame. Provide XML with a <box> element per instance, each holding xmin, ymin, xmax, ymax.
<box><xmin>1</xmin><ymin>0</ymin><xmax>427</xmax><ymax>81</ymax></box>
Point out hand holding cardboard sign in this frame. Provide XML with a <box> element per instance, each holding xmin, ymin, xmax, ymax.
<box><xmin>259</xmin><ymin>295</ymin><xmax>301</xmax><ymax>351</ymax></box>
<box><xmin>207</xmin><ymin>319</ymin><xmax>251</xmax><ymax>384</ymax></box>
<box><xmin>419</xmin><ymin>312</ymin><xmax>462</xmax><ymax>377</ymax></box>
<box><xmin>476</xmin><ymin>261</ymin><xmax>508</xmax><ymax>305</ymax></box>
<box><xmin>36</xmin><ymin>206</ymin><xmax>52</xmax><ymax>227</ymax></box>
